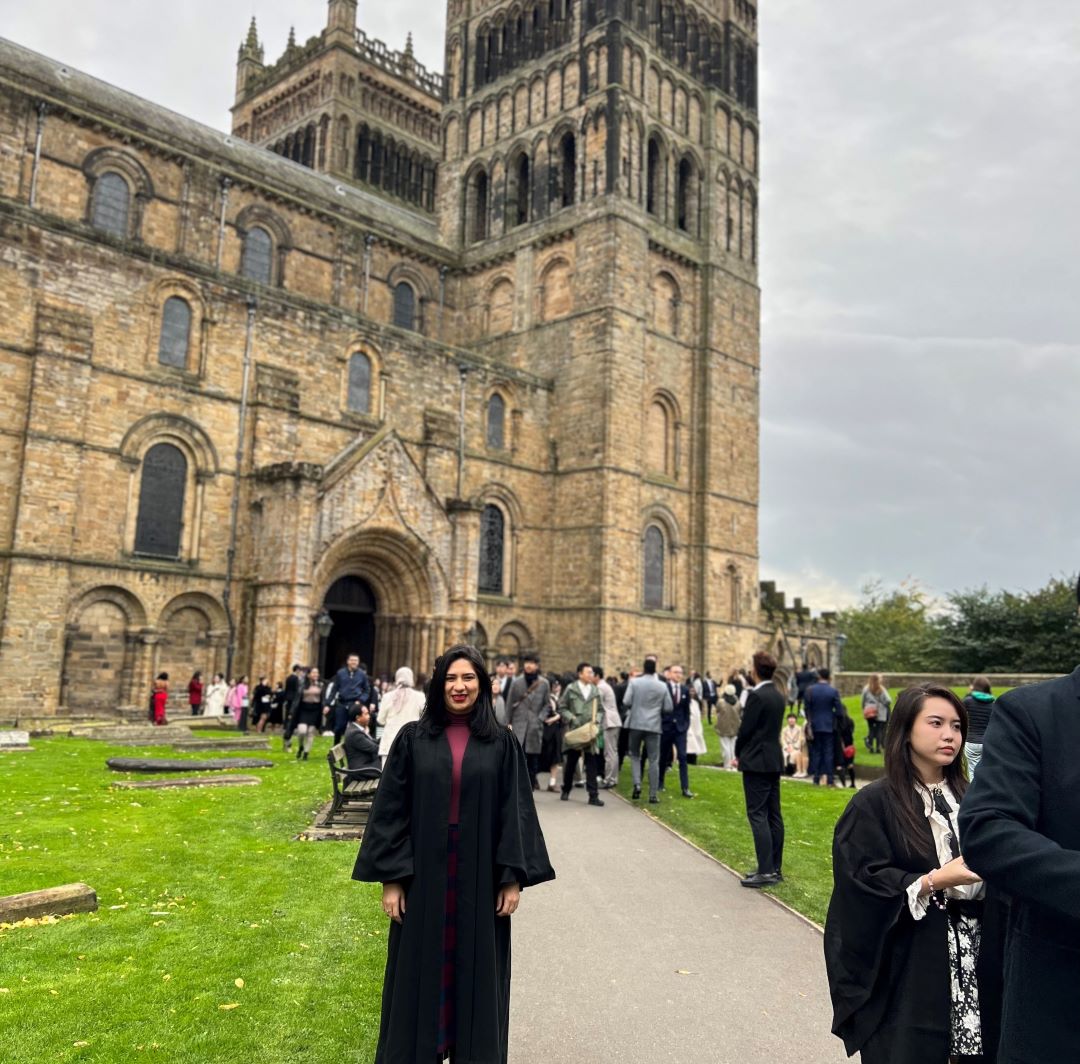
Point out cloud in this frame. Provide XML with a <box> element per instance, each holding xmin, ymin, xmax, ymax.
<box><xmin>7</xmin><ymin>1</ymin><xmax>1078</xmax><ymax>612</ymax></box>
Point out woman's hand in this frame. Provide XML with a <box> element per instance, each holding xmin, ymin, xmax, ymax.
<box><xmin>930</xmin><ymin>856</ymin><xmax>982</xmax><ymax>891</ymax></box>
<box><xmin>382</xmin><ymin>882</ymin><xmax>406</xmax><ymax>923</ymax></box>
<box><xmin>495</xmin><ymin>884</ymin><xmax>521</xmax><ymax>917</ymax></box>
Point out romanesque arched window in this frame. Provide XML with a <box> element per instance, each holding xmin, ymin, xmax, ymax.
<box><xmin>134</xmin><ymin>443</ymin><xmax>187</xmax><ymax>558</ymax></box>
<box><xmin>470</xmin><ymin>169</ymin><xmax>490</xmax><ymax>243</ymax></box>
<box><xmin>643</xmin><ymin>524</ymin><xmax>665</xmax><ymax>609</ymax></box>
<box><xmin>241</xmin><ymin>226</ymin><xmax>273</xmax><ymax>284</ymax></box>
<box><xmin>479</xmin><ymin>504</ymin><xmax>506</xmax><ymax>595</ymax></box>
<box><xmin>646</xmin><ymin>136</ymin><xmax>661</xmax><ymax>217</ymax></box>
<box><xmin>509</xmin><ymin>152</ymin><xmax>531</xmax><ymax>228</ymax></box>
<box><xmin>557</xmin><ymin>132</ymin><xmax>576</xmax><ymax>208</ymax></box>
<box><xmin>486</xmin><ymin>393</ymin><xmax>506</xmax><ymax>449</ymax></box>
<box><xmin>676</xmin><ymin>156</ymin><xmax>696</xmax><ymax>233</ymax></box>
<box><xmin>157</xmin><ymin>297</ymin><xmax>192</xmax><ymax>370</ymax></box>
<box><xmin>392</xmin><ymin>282</ymin><xmax>417</xmax><ymax>330</ymax></box>
<box><xmin>347</xmin><ymin>352</ymin><xmax>372</xmax><ymax>414</ymax></box>
<box><xmin>91</xmin><ymin>172</ymin><xmax>131</xmax><ymax>237</ymax></box>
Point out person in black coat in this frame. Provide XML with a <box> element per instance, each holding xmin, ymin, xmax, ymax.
<box><xmin>343</xmin><ymin>703</ymin><xmax>380</xmax><ymax>772</ymax></box>
<box><xmin>353</xmin><ymin>644</ymin><xmax>555</xmax><ymax>1064</ymax></box>
<box><xmin>825</xmin><ymin>684</ymin><xmax>999</xmax><ymax>1064</ymax></box>
<box><xmin>833</xmin><ymin>704</ymin><xmax>856</xmax><ymax>789</ymax></box>
<box><xmin>734</xmin><ymin>650</ymin><xmax>786</xmax><ymax>887</ymax></box>
<box><xmin>659</xmin><ymin>663</ymin><xmax>695</xmax><ymax>798</ymax></box>
<box><xmin>958</xmin><ymin>664</ymin><xmax>1080</xmax><ymax>1064</ymax></box>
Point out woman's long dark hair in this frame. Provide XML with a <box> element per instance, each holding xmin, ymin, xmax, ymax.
<box><xmin>420</xmin><ymin>644</ymin><xmax>501</xmax><ymax>741</ymax></box>
<box><xmin>884</xmin><ymin>683</ymin><xmax>969</xmax><ymax>857</ymax></box>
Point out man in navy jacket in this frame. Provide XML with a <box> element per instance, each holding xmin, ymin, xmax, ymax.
<box><xmin>803</xmin><ymin>667</ymin><xmax>843</xmax><ymax>786</ymax></box>
<box><xmin>659</xmin><ymin>663</ymin><xmax>695</xmax><ymax>798</ymax></box>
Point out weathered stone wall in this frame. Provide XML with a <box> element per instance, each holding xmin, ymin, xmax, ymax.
<box><xmin>0</xmin><ymin>4</ymin><xmax>770</xmax><ymax>721</ymax></box>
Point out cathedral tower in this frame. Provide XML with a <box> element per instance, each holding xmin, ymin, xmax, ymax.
<box><xmin>442</xmin><ymin>0</ymin><xmax>762</xmax><ymax>668</ymax></box>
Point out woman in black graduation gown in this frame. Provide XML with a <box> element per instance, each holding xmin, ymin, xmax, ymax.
<box><xmin>824</xmin><ymin>683</ymin><xmax>998</xmax><ymax>1064</ymax></box>
<box><xmin>353</xmin><ymin>644</ymin><xmax>555</xmax><ymax>1064</ymax></box>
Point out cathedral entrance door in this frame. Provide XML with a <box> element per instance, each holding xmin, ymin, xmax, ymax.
<box><xmin>322</xmin><ymin>575</ymin><xmax>377</xmax><ymax>678</ymax></box>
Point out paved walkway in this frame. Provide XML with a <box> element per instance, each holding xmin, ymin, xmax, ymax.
<box><xmin>509</xmin><ymin>791</ymin><xmax>847</xmax><ymax>1064</ymax></box>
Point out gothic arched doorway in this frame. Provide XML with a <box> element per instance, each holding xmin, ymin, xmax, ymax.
<box><xmin>322</xmin><ymin>575</ymin><xmax>377</xmax><ymax>676</ymax></box>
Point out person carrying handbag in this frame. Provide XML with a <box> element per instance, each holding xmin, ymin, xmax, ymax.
<box><xmin>557</xmin><ymin>663</ymin><xmax>605</xmax><ymax>807</ymax></box>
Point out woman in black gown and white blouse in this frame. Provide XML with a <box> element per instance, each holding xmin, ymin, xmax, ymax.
<box><xmin>824</xmin><ymin>683</ymin><xmax>999</xmax><ymax>1064</ymax></box>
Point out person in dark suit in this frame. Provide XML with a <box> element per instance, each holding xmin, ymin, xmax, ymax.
<box><xmin>735</xmin><ymin>651</ymin><xmax>786</xmax><ymax>887</ymax></box>
<box><xmin>343</xmin><ymin>703</ymin><xmax>380</xmax><ymax>773</ymax></box>
<box><xmin>958</xmin><ymin>648</ymin><xmax>1080</xmax><ymax>1063</ymax></box>
<box><xmin>659</xmin><ymin>663</ymin><xmax>695</xmax><ymax>798</ymax></box>
<box><xmin>281</xmin><ymin>664</ymin><xmax>304</xmax><ymax>752</ymax></box>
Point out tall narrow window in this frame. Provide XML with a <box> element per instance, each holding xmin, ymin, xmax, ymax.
<box><xmin>643</xmin><ymin>525</ymin><xmax>665</xmax><ymax>609</ymax></box>
<box><xmin>472</xmin><ymin>170</ymin><xmax>489</xmax><ymax>242</ymax></box>
<box><xmin>486</xmin><ymin>393</ymin><xmax>506</xmax><ymax>449</ymax></box>
<box><xmin>676</xmin><ymin>157</ymin><xmax>693</xmax><ymax>232</ymax></box>
<box><xmin>392</xmin><ymin>282</ymin><xmax>417</xmax><ymax>330</ymax></box>
<box><xmin>91</xmin><ymin>172</ymin><xmax>131</xmax><ymax>237</ymax></box>
<box><xmin>347</xmin><ymin>352</ymin><xmax>372</xmax><ymax>414</ymax></box>
<box><xmin>478</xmin><ymin>504</ymin><xmax>505</xmax><ymax>595</ymax></box>
<box><xmin>157</xmin><ymin>297</ymin><xmax>192</xmax><ymax>369</ymax></box>
<box><xmin>241</xmin><ymin>226</ymin><xmax>273</xmax><ymax>284</ymax></box>
<box><xmin>134</xmin><ymin>443</ymin><xmax>187</xmax><ymax>558</ymax></box>
<box><xmin>646</xmin><ymin>137</ymin><xmax>661</xmax><ymax>217</ymax></box>
<box><xmin>558</xmin><ymin>133</ymin><xmax>576</xmax><ymax>208</ymax></box>
<box><xmin>510</xmin><ymin>153</ymin><xmax>530</xmax><ymax>227</ymax></box>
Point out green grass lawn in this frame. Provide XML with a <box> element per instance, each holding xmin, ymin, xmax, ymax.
<box><xmin>0</xmin><ymin>735</ymin><xmax>384</xmax><ymax>1064</ymax></box>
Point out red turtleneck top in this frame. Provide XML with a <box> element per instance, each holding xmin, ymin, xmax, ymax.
<box><xmin>446</xmin><ymin>716</ymin><xmax>471</xmax><ymax>824</ymax></box>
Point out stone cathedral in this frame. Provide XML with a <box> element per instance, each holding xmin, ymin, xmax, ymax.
<box><xmin>0</xmin><ymin>2</ymin><xmax>833</xmax><ymax>723</ymax></box>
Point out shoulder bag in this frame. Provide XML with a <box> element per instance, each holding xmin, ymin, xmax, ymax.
<box><xmin>563</xmin><ymin>696</ymin><xmax>599</xmax><ymax>750</ymax></box>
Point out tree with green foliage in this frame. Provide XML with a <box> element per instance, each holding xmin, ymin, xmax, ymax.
<box><xmin>941</xmin><ymin>575</ymin><xmax>1080</xmax><ymax>673</ymax></box>
<box><xmin>837</xmin><ymin>581</ymin><xmax>947</xmax><ymax>672</ymax></box>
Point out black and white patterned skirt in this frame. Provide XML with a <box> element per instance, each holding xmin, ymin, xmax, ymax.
<box><xmin>947</xmin><ymin>910</ymin><xmax>982</xmax><ymax>1057</ymax></box>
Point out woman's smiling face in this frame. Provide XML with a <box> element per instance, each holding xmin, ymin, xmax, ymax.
<box><xmin>445</xmin><ymin>657</ymin><xmax>480</xmax><ymax>715</ymax></box>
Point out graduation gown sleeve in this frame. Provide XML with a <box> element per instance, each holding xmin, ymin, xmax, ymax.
<box><xmin>352</xmin><ymin>722</ymin><xmax>415</xmax><ymax>884</ymax></box>
<box><xmin>823</xmin><ymin>783</ymin><xmax>952</xmax><ymax>1062</ymax></box>
<box><xmin>494</xmin><ymin>730</ymin><xmax>556</xmax><ymax>889</ymax></box>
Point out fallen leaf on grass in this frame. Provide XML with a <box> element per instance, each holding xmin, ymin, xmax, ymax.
<box><xmin>152</xmin><ymin>921</ymin><xmax>165</xmax><ymax>927</ymax></box>
<box><xmin>0</xmin><ymin>988</ymin><xmax>9</xmax><ymax>993</ymax></box>
<box><xmin>73</xmin><ymin>1042</ymin><xmax>89</xmax><ymax>1048</ymax></box>
<box><xmin>218</xmin><ymin>1003</ymin><xmax>240</xmax><ymax>1011</ymax></box>
<box><xmin>162</xmin><ymin>974</ymin><xmax>171</xmax><ymax>982</ymax></box>
<box><xmin>234</xmin><ymin>978</ymin><xmax>244</xmax><ymax>989</ymax></box>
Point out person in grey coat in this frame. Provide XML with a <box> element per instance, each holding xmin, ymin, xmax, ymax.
<box><xmin>508</xmin><ymin>653</ymin><xmax>548</xmax><ymax>790</ymax></box>
<box><xmin>622</xmin><ymin>658</ymin><xmax>673</xmax><ymax>804</ymax></box>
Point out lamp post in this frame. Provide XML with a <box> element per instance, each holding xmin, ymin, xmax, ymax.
<box><xmin>315</xmin><ymin>609</ymin><xmax>334</xmax><ymax>675</ymax></box>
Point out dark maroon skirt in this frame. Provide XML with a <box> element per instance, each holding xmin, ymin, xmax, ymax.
<box><xmin>436</xmin><ymin>824</ymin><xmax>460</xmax><ymax>1059</ymax></box>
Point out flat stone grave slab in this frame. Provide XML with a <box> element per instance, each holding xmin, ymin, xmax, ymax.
<box><xmin>106</xmin><ymin>756</ymin><xmax>274</xmax><ymax>773</ymax></box>
<box><xmin>296</xmin><ymin>799</ymin><xmax>366</xmax><ymax>842</ymax></box>
<box><xmin>1</xmin><ymin>883</ymin><xmax>98</xmax><ymax>922</ymax></box>
<box><xmin>112</xmin><ymin>775</ymin><xmax>263</xmax><ymax>790</ymax></box>
<box><xmin>0</xmin><ymin>729</ymin><xmax>31</xmax><ymax>750</ymax></box>
<box><xmin>177</xmin><ymin>737</ymin><xmax>270</xmax><ymax>752</ymax></box>
<box><xmin>72</xmin><ymin>723</ymin><xmax>196</xmax><ymax>745</ymax></box>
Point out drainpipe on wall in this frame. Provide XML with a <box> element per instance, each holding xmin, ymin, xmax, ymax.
<box><xmin>28</xmin><ymin>101</ymin><xmax>47</xmax><ymax>208</ymax></box>
<box><xmin>438</xmin><ymin>265</ymin><xmax>448</xmax><ymax>341</ymax></box>
<box><xmin>456</xmin><ymin>364</ymin><xmax>469</xmax><ymax>499</ymax></box>
<box><xmin>223</xmin><ymin>297</ymin><xmax>257</xmax><ymax>682</ymax></box>
<box><xmin>215</xmin><ymin>176</ymin><xmax>231</xmax><ymax>271</ymax></box>
<box><xmin>362</xmin><ymin>234</ymin><xmax>376</xmax><ymax>314</ymax></box>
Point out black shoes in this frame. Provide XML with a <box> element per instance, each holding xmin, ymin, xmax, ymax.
<box><xmin>740</xmin><ymin>872</ymin><xmax>782</xmax><ymax>888</ymax></box>
<box><xmin>682</xmin><ymin>789</ymin><xmax>696</xmax><ymax>799</ymax></box>
<box><xmin>648</xmin><ymin>795</ymin><xmax>660</xmax><ymax>804</ymax></box>
<box><xmin>559</xmin><ymin>791</ymin><xmax>570</xmax><ymax>801</ymax></box>
<box><xmin>588</xmin><ymin>796</ymin><xmax>605</xmax><ymax>807</ymax></box>
<box><xmin>631</xmin><ymin>787</ymin><xmax>641</xmax><ymax>800</ymax></box>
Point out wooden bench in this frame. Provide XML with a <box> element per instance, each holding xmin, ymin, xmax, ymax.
<box><xmin>325</xmin><ymin>743</ymin><xmax>380</xmax><ymax>825</ymax></box>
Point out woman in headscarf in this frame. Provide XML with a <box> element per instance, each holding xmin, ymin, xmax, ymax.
<box><xmin>354</xmin><ymin>644</ymin><xmax>555</xmax><ymax>1064</ymax></box>
<box><xmin>377</xmin><ymin>666</ymin><xmax>426</xmax><ymax>768</ymax></box>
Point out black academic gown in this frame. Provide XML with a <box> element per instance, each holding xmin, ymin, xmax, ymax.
<box><xmin>352</xmin><ymin>721</ymin><xmax>555</xmax><ymax>1064</ymax></box>
<box><xmin>824</xmin><ymin>780</ymin><xmax>998</xmax><ymax>1064</ymax></box>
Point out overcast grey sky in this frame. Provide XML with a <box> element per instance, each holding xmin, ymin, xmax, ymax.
<box><xmin>6</xmin><ymin>1</ymin><xmax>1078</xmax><ymax>610</ymax></box>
